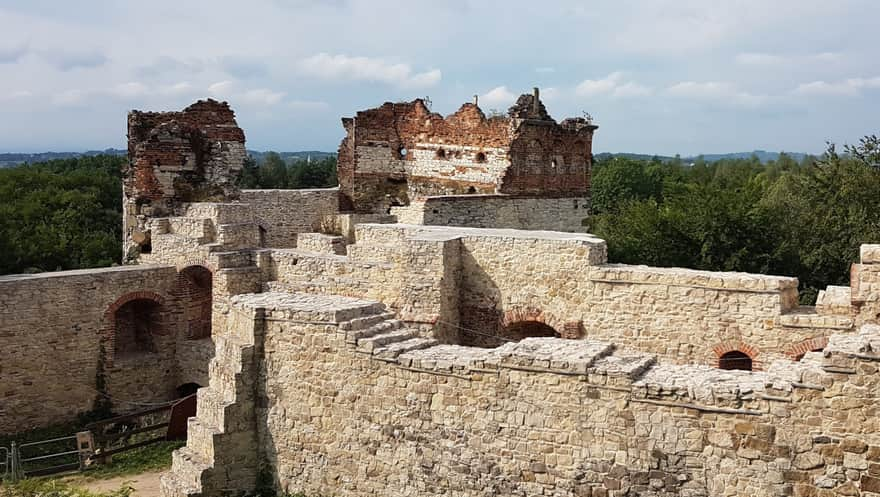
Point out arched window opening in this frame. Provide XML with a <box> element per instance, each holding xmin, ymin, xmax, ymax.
<box><xmin>467</xmin><ymin>186</ymin><xmax>477</xmax><ymax>194</ymax></box>
<box><xmin>504</xmin><ymin>321</ymin><xmax>560</xmax><ymax>342</ymax></box>
<box><xmin>114</xmin><ymin>299</ymin><xmax>161</xmax><ymax>359</ymax></box>
<box><xmin>475</xmin><ymin>152</ymin><xmax>487</xmax><ymax>163</ymax></box>
<box><xmin>178</xmin><ymin>266</ymin><xmax>212</xmax><ymax>340</ymax></box>
<box><xmin>176</xmin><ymin>382</ymin><xmax>202</xmax><ymax>398</ymax></box>
<box><xmin>435</xmin><ymin>148</ymin><xmax>447</xmax><ymax>159</ymax></box>
<box><xmin>396</xmin><ymin>146</ymin><xmax>408</xmax><ymax>160</ymax></box>
<box><xmin>718</xmin><ymin>351</ymin><xmax>752</xmax><ymax>371</ymax></box>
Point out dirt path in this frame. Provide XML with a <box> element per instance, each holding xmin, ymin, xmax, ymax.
<box><xmin>75</xmin><ymin>470</ymin><xmax>165</xmax><ymax>497</ymax></box>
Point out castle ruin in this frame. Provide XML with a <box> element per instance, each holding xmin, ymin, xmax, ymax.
<box><xmin>1</xmin><ymin>92</ymin><xmax>880</xmax><ymax>496</ymax></box>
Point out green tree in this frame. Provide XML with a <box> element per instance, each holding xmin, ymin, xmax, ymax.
<box><xmin>259</xmin><ymin>152</ymin><xmax>288</xmax><ymax>188</ymax></box>
<box><xmin>238</xmin><ymin>155</ymin><xmax>261</xmax><ymax>188</ymax></box>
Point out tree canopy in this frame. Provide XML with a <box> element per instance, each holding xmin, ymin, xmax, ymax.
<box><xmin>588</xmin><ymin>136</ymin><xmax>880</xmax><ymax>302</ymax></box>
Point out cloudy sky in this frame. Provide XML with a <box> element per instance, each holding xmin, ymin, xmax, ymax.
<box><xmin>1</xmin><ymin>0</ymin><xmax>879</xmax><ymax>155</ymax></box>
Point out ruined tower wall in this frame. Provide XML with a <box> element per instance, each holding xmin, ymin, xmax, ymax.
<box><xmin>338</xmin><ymin>94</ymin><xmax>596</xmax><ymax>220</ymax></box>
<box><xmin>0</xmin><ymin>265</ymin><xmax>191</xmax><ymax>434</ymax></box>
<box><xmin>124</xmin><ymin>100</ymin><xmax>246</xmax><ymax>260</ymax></box>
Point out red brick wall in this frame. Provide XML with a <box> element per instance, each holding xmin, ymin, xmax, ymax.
<box><xmin>339</xmin><ymin>95</ymin><xmax>597</xmax><ymax>213</ymax></box>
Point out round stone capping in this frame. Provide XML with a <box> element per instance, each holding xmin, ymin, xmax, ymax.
<box><xmin>230</xmin><ymin>292</ymin><xmax>386</xmax><ymax>323</ymax></box>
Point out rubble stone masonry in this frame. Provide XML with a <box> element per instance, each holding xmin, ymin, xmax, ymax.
<box><xmin>338</xmin><ymin>89</ymin><xmax>597</xmax><ymax>216</ymax></box>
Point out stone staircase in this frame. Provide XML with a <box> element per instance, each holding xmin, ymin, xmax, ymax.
<box><xmin>146</xmin><ymin>202</ymin><xmax>264</xmax><ymax>295</ymax></box>
<box><xmin>160</xmin><ymin>305</ymin><xmax>263</xmax><ymax>497</ymax></box>
<box><xmin>160</xmin><ymin>292</ymin><xmax>431</xmax><ymax>497</ymax></box>
<box><xmin>340</xmin><ymin>311</ymin><xmax>438</xmax><ymax>360</ymax></box>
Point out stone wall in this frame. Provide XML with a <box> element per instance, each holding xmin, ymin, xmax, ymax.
<box><xmin>0</xmin><ymin>265</ymin><xmax>209</xmax><ymax>434</ymax></box>
<box><xmin>268</xmin><ymin>224</ymin><xmax>864</xmax><ymax>367</ymax></box>
<box><xmin>124</xmin><ymin>100</ymin><xmax>246</xmax><ymax>260</ymax></box>
<box><xmin>239</xmin><ymin>188</ymin><xmax>340</xmax><ymax>248</ymax></box>
<box><xmin>164</xmin><ymin>292</ymin><xmax>880</xmax><ymax>497</ymax></box>
<box><xmin>391</xmin><ymin>195</ymin><xmax>589</xmax><ymax>232</ymax></box>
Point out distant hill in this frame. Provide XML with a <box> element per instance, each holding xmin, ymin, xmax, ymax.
<box><xmin>595</xmin><ymin>150</ymin><xmax>811</xmax><ymax>164</ymax></box>
<box><xmin>0</xmin><ymin>149</ymin><xmax>127</xmax><ymax>167</ymax></box>
<box><xmin>0</xmin><ymin>149</ymin><xmax>337</xmax><ymax>167</ymax></box>
<box><xmin>246</xmin><ymin>150</ymin><xmax>336</xmax><ymax>163</ymax></box>
<box><xmin>2</xmin><ymin>148</ymin><xmax>807</xmax><ymax>168</ymax></box>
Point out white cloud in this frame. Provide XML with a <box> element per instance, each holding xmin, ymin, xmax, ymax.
<box><xmin>613</xmin><ymin>82</ymin><xmax>653</xmax><ymax>98</ymax></box>
<box><xmin>735</xmin><ymin>52</ymin><xmax>783</xmax><ymax>65</ymax></box>
<box><xmin>535</xmin><ymin>67</ymin><xmax>555</xmax><ymax>73</ymax></box>
<box><xmin>480</xmin><ymin>86</ymin><xmax>517</xmax><ymax>107</ymax></box>
<box><xmin>736</xmin><ymin>51</ymin><xmax>844</xmax><ymax>66</ymax></box>
<box><xmin>576</xmin><ymin>72</ymin><xmax>622</xmax><ymax>97</ymax></box>
<box><xmin>42</xmin><ymin>49</ymin><xmax>107</xmax><ymax>71</ymax></box>
<box><xmin>299</xmin><ymin>53</ymin><xmax>441</xmax><ymax>88</ymax></box>
<box><xmin>0</xmin><ymin>40</ymin><xmax>28</xmax><ymax>64</ymax></box>
<box><xmin>287</xmin><ymin>100</ymin><xmax>330</xmax><ymax>111</ymax></box>
<box><xmin>207</xmin><ymin>80</ymin><xmax>236</xmax><ymax>98</ymax></box>
<box><xmin>575</xmin><ymin>72</ymin><xmax>652</xmax><ymax>98</ymax></box>
<box><xmin>241</xmin><ymin>88</ymin><xmax>286</xmax><ymax>105</ymax></box>
<box><xmin>158</xmin><ymin>82</ymin><xmax>194</xmax><ymax>96</ymax></box>
<box><xmin>666</xmin><ymin>81</ymin><xmax>766</xmax><ymax>107</ymax></box>
<box><xmin>52</xmin><ymin>89</ymin><xmax>88</xmax><ymax>106</ymax></box>
<box><xmin>0</xmin><ymin>90</ymin><xmax>33</xmax><ymax>101</ymax></box>
<box><xmin>792</xmin><ymin>77</ymin><xmax>880</xmax><ymax>97</ymax></box>
<box><xmin>110</xmin><ymin>82</ymin><xmax>150</xmax><ymax>98</ymax></box>
<box><xmin>541</xmin><ymin>87</ymin><xmax>560</xmax><ymax>100</ymax></box>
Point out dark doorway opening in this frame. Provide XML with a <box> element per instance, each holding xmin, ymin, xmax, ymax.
<box><xmin>718</xmin><ymin>351</ymin><xmax>753</xmax><ymax>371</ymax></box>
<box><xmin>176</xmin><ymin>382</ymin><xmax>202</xmax><ymax>398</ymax></box>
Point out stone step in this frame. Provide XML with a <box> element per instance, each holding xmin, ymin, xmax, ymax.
<box><xmin>196</xmin><ymin>387</ymin><xmax>233</xmax><ymax>428</ymax></box>
<box><xmin>184</xmin><ymin>202</ymin><xmax>254</xmax><ymax>225</ymax></box>
<box><xmin>212</xmin><ymin>250</ymin><xmax>254</xmax><ymax>269</ymax></box>
<box><xmin>357</xmin><ymin>328</ymin><xmax>416</xmax><ymax>353</ymax></box>
<box><xmin>185</xmin><ymin>418</ymin><xmax>219</xmax><ymax>462</ymax></box>
<box><xmin>296</xmin><ymin>232</ymin><xmax>347</xmax><ymax>255</ymax></box>
<box><xmin>373</xmin><ymin>337</ymin><xmax>438</xmax><ymax>359</ymax></box>
<box><xmin>159</xmin><ymin>472</ymin><xmax>202</xmax><ymax>497</ymax></box>
<box><xmin>216</xmin><ymin>223</ymin><xmax>261</xmax><ymax>250</ymax></box>
<box><xmin>167</xmin><ymin>216</ymin><xmax>215</xmax><ymax>242</ymax></box>
<box><xmin>167</xmin><ymin>446</ymin><xmax>211</xmax><ymax>496</ymax></box>
<box><xmin>340</xmin><ymin>312</ymin><xmax>398</xmax><ymax>331</ymax></box>
<box><xmin>345</xmin><ymin>319</ymin><xmax>404</xmax><ymax>344</ymax></box>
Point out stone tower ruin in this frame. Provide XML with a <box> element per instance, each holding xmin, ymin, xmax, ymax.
<box><xmin>123</xmin><ymin>99</ymin><xmax>247</xmax><ymax>260</ymax></box>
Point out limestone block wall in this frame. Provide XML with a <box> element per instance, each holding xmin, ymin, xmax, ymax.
<box><xmin>0</xmin><ymin>265</ymin><xmax>184</xmax><ymax>434</ymax></box>
<box><xmin>166</xmin><ymin>292</ymin><xmax>880</xmax><ymax>497</ymax></box>
<box><xmin>391</xmin><ymin>195</ymin><xmax>590</xmax><ymax>232</ymax></box>
<box><xmin>854</xmin><ymin>244</ymin><xmax>880</xmax><ymax>326</ymax></box>
<box><xmin>239</xmin><ymin>188</ymin><xmax>340</xmax><ymax>248</ymax></box>
<box><xmin>270</xmin><ymin>224</ymin><xmax>864</xmax><ymax>366</ymax></box>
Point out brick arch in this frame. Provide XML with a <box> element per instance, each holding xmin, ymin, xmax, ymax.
<box><xmin>500</xmin><ymin>306</ymin><xmax>563</xmax><ymax>335</ymax></box>
<box><xmin>102</xmin><ymin>291</ymin><xmax>167</xmax><ymax>367</ymax></box>
<box><xmin>176</xmin><ymin>259</ymin><xmax>217</xmax><ymax>273</ymax></box>
<box><xmin>784</xmin><ymin>336</ymin><xmax>829</xmax><ymax>361</ymax></box>
<box><xmin>175</xmin><ymin>265</ymin><xmax>214</xmax><ymax>340</ymax></box>
<box><xmin>711</xmin><ymin>340</ymin><xmax>762</xmax><ymax>370</ymax></box>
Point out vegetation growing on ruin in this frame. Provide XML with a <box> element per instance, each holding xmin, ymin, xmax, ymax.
<box><xmin>589</xmin><ymin>135</ymin><xmax>880</xmax><ymax>303</ymax></box>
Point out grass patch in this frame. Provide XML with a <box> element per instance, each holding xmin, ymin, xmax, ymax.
<box><xmin>79</xmin><ymin>441</ymin><xmax>183</xmax><ymax>480</ymax></box>
<box><xmin>0</xmin><ymin>478</ymin><xmax>133</xmax><ymax>497</ymax></box>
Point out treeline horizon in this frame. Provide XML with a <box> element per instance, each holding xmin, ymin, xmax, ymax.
<box><xmin>1</xmin><ymin>138</ymin><xmax>878</xmax><ymax>305</ymax></box>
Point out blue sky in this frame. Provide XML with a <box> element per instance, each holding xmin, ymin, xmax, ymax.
<box><xmin>1</xmin><ymin>0</ymin><xmax>879</xmax><ymax>155</ymax></box>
